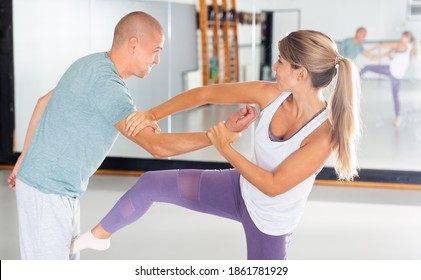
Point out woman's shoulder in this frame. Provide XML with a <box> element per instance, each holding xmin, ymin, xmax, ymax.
<box><xmin>301</xmin><ymin>118</ymin><xmax>332</xmax><ymax>149</ymax></box>
<box><xmin>256</xmin><ymin>81</ymin><xmax>287</xmax><ymax>109</ymax></box>
<box><xmin>393</xmin><ymin>41</ymin><xmax>408</xmax><ymax>52</ymax></box>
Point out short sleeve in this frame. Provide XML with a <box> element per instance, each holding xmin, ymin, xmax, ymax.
<box><xmin>90</xmin><ymin>79</ymin><xmax>136</xmax><ymax>125</ymax></box>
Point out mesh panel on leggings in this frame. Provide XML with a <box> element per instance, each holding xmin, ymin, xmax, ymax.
<box><xmin>177</xmin><ymin>170</ymin><xmax>202</xmax><ymax>201</ymax></box>
<box><xmin>118</xmin><ymin>194</ymin><xmax>136</xmax><ymax>220</ymax></box>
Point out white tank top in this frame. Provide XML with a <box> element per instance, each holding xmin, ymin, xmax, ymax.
<box><xmin>390</xmin><ymin>43</ymin><xmax>412</xmax><ymax>79</ymax></box>
<box><xmin>240</xmin><ymin>92</ymin><xmax>328</xmax><ymax>236</ymax></box>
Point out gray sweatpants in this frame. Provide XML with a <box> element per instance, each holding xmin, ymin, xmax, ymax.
<box><xmin>15</xmin><ymin>179</ymin><xmax>80</xmax><ymax>259</ymax></box>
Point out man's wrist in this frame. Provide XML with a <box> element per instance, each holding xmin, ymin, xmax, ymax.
<box><xmin>147</xmin><ymin>109</ymin><xmax>158</xmax><ymax>122</ymax></box>
<box><xmin>224</xmin><ymin>120</ymin><xmax>239</xmax><ymax>133</ymax></box>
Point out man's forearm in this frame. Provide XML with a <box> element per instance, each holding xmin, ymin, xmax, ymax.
<box><xmin>21</xmin><ymin>90</ymin><xmax>53</xmax><ymax>156</ymax></box>
<box><xmin>121</xmin><ymin>104</ymin><xmax>254</xmax><ymax>159</ymax></box>
<box><xmin>155</xmin><ymin>132</ymin><xmax>211</xmax><ymax>158</ymax></box>
<box><xmin>132</xmin><ymin>131</ymin><xmax>212</xmax><ymax>159</ymax></box>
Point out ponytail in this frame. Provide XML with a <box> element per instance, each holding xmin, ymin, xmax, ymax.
<box><xmin>411</xmin><ymin>36</ymin><xmax>419</xmax><ymax>58</ymax></box>
<box><xmin>329</xmin><ymin>57</ymin><xmax>361</xmax><ymax>181</ymax></box>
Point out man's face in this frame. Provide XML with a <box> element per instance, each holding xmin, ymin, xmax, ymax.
<box><xmin>133</xmin><ymin>33</ymin><xmax>165</xmax><ymax>78</ymax></box>
<box><xmin>356</xmin><ymin>30</ymin><xmax>367</xmax><ymax>43</ymax></box>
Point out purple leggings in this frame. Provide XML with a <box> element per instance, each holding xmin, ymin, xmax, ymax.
<box><xmin>359</xmin><ymin>65</ymin><xmax>401</xmax><ymax>117</ymax></box>
<box><xmin>100</xmin><ymin>169</ymin><xmax>291</xmax><ymax>260</ymax></box>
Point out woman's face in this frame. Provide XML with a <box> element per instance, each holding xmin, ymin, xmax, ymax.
<box><xmin>272</xmin><ymin>54</ymin><xmax>297</xmax><ymax>91</ymax></box>
<box><xmin>401</xmin><ymin>33</ymin><xmax>411</xmax><ymax>44</ymax></box>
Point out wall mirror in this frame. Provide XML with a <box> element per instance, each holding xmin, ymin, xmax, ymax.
<box><xmin>7</xmin><ymin>0</ymin><xmax>421</xmax><ymax>186</ymax></box>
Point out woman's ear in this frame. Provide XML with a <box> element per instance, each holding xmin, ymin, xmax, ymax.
<box><xmin>297</xmin><ymin>67</ymin><xmax>308</xmax><ymax>81</ymax></box>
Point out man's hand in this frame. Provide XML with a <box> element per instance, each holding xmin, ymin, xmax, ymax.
<box><xmin>225</xmin><ymin>105</ymin><xmax>258</xmax><ymax>132</ymax></box>
<box><xmin>125</xmin><ymin>110</ymin><xmax>161</xmax><ymax>136</ymax></box>
<box><xmin>8</xmin><ymin>155</ymin><xmax>24</xmax><ymax>190</ymax></box>
<box><xmin>8</xmin><ymin>170</ymin><xmax>17</xmax><ymax>190</ymax></box>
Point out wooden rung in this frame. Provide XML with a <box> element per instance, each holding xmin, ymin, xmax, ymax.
<box><xmin>199</xmin><ymin>0</ymin><xmax>239</xmax><ymax>85</ymax></box>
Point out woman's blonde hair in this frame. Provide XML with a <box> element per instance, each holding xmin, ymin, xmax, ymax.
<box><xmin>278</xmin><ymin>30</ymin><xmax>361</xmax><ymax>181</ymax></box>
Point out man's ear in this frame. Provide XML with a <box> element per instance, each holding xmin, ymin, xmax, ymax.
<box><xmin>128</xmin><ymin>37</ymin><xmax>139</xmax><ymax>54</ymax></box>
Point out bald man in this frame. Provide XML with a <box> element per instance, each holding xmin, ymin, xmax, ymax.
<box><xmin>340</xmin><ymin>27</ymin><xmax>376</xmax><ymax>61</ymax></box>
<box><xmin>8</xmin><ymin>11</ymin><xmax>256</xmax><ymax>260</ymax></box>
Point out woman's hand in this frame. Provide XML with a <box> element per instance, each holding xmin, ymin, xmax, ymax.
<box><xmin>125</xmin><ymin>110</ymin><xmax>161</xmax><ymax>136</ymax></box>
<box><xmin>225</xmin><ymin>105</ymin><xmax>258</xmax><ymax>132</ymax></box>
<box><xmin>208</xmin><ymin>121</ymin><xmax>240</xmax><ymax>154</ymax></box>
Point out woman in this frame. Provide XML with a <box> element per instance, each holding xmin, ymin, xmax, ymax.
<box><xmin>71</xmin><ymin>30</ymin><xmax>361</xmax><ymax>259</ymax></box>
<box><xmin>360</xmin><ymin>31</ymin><xmax>419</xmax><ymax>126</ymax></box>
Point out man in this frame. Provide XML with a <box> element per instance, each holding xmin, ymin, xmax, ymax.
<box><xmin>7</xmin><ymin>11</ymin><xmax>256</xmax><ymax>260</ymax></box>
<box><xmin>340</xmin><ymin>27</ymin><xmax>374</xmax><ymax>60</ymax></box>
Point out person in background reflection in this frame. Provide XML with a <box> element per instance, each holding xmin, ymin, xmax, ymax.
<box><xmin>340</xmin><ymin>27</ymin><xmax>375</xmax><ymax>60</ymax></box>
<box><xmin>359</xmin><ymin>31</ymin><xmax>419</xmax><ymax>126</ymax></box>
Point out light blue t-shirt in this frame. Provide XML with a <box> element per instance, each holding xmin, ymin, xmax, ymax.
<box><xmin>18</xmin><ymin>52</ymin><xmax>136</xmax><ymax>199</ymax></box>
<box><xmin>340</xmin><ymin>38</ymin><xmax>364</xmax><ymax>59</ymax></box>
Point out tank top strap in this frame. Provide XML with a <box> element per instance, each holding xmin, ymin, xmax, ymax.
<box><xmin>259</xmin><ymin>91</ymin><xmax>291</xmax><ymax>123</ymax></box>
<box><xmin>266</xmin><ymin>92</ymin><xmax>292</xmax><ymax>112</ymax></box>
<box><xmin>296</xmin><ymin>108</ymin><xmax>329</xmax><ymax>139</ymax></box>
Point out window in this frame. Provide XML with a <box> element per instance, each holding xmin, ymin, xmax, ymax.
<box><xmin>408</xmin><ymin>0</ymin><xmax>421</xmax><ymax>20</ymax></box>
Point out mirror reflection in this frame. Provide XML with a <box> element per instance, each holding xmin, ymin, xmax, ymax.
<box><xmin>13</xmin><ymin>0</ymin><xmax>421</xmax><ymax>176</ymax></box>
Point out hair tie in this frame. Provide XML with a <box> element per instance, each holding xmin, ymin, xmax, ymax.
<box><xmin>335</xmin><ymin>55</ymin><xmax>343</xmax><ymax>65</ymax></box>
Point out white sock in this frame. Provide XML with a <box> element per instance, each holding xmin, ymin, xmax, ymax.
<box><xmin>70</xmin><ymin>230</ymin><xmax>110</xmax><ymax>254</ymax></box>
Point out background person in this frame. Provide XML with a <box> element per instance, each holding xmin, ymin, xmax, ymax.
<box><xmin>359</xmin><ymin>31</ymin><xmax>419</xmax><ymax>126</ymax></box>
<box><xmin>340</xmin><ymin>27</ymin><xmax>376</xmax><ymax>61</ymax></box>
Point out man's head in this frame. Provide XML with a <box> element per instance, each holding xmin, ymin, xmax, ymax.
<box><xmin>110</xmin><ymin>11</ymin><xmax>165</xmax><ymax>79</ymax></box>
<box><xmin>354</xmin><ymin>27</ymin><xmax>367</xmax><ymax>44</ymax></box>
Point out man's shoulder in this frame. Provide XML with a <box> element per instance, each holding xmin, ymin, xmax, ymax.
<box><xmin>73</xmin><ymin>52</ymin><xmax>120</xmax><ymax>82</ymax></box>
<box><xmin>73</xmin><ymin>52</ymin><xmax>108</xmax><ymax>66</ymax></box>
<box><xmin>342</xmin><ymin>37</ymin><xmax>354</xmax><ymax>44</ymax></box>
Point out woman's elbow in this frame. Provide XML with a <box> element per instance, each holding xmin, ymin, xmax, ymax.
<box><xmin>260</xmin><ymin>185</ymin><xmax>282</xmax><ymax>198</ymax></box>
<box><xmin>264</xmin><ymin>182</ymin><xmax>290</xmax><ymax>197</ymax></box>
<box><xmin>266</xmin><ymin>189</ymin><xmax>282</xmax><ymax>198</ymax></box>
